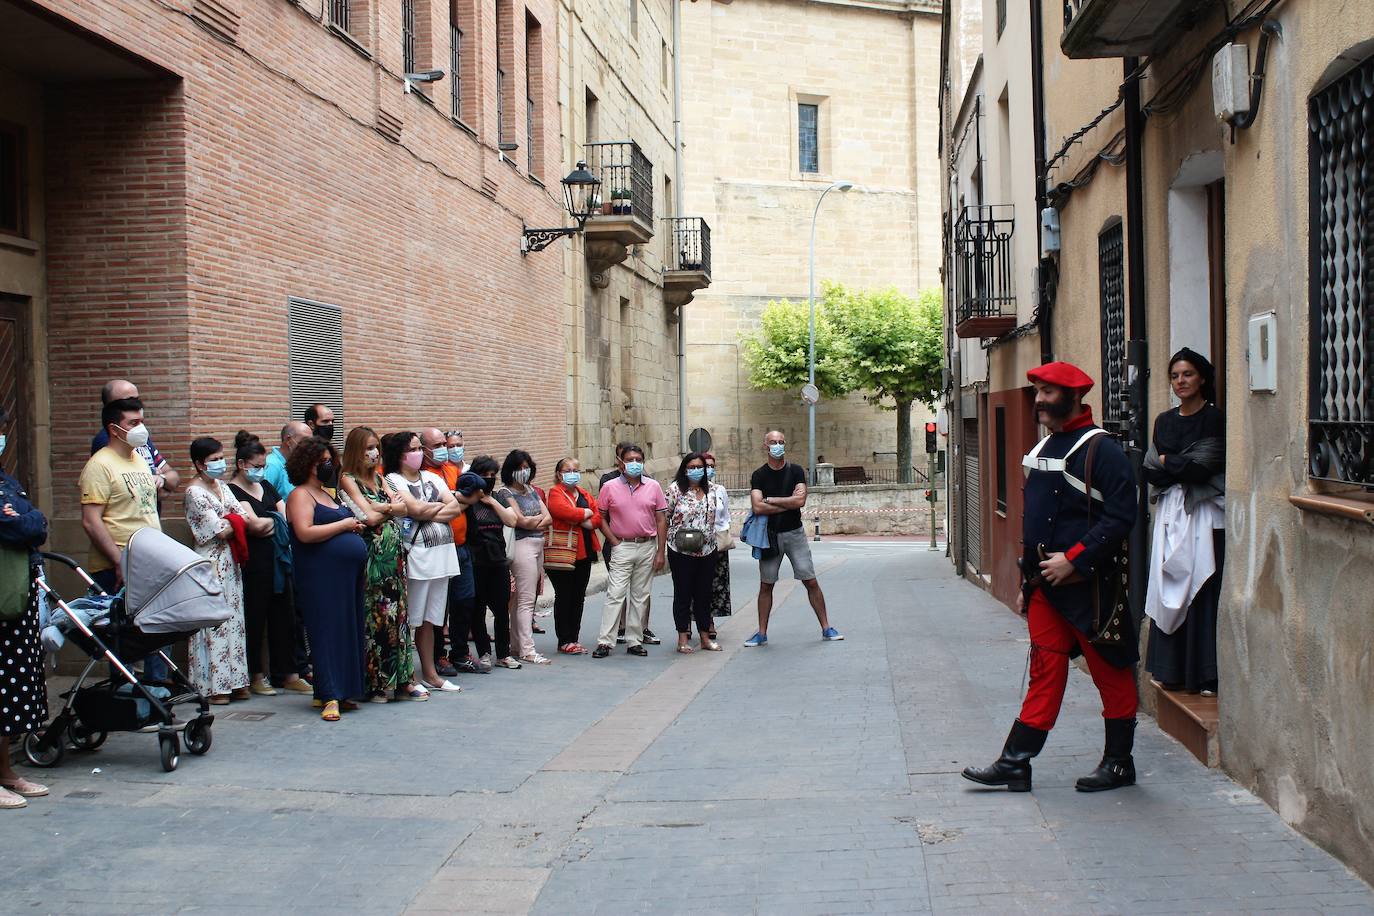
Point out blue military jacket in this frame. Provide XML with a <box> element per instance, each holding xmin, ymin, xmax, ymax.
<box><xmin>1021</xmin><ymin>410</ymin><xmax>1138</xmax><ymax>665</ymax></box>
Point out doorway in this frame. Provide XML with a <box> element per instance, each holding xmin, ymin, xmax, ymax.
<box><xmin>0</xmin><ymin>295</ymin><xmax>32</xmax><ymax>481</ymax></box>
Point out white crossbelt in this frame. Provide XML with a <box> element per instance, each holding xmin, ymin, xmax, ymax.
<box><xmin>1022</xmin><ymin>427</ymin><xmax>1109</xmax><ymax>502</ymax></box>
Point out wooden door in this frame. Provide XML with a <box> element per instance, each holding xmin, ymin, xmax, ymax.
<box><xmin>0</xmin><ymin>296</ymin><xmax>31</xmax><ymax>481</ymax></box>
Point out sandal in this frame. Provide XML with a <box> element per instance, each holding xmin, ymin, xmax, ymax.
<box><xmin>558</xmin><ymin>643</ymin><xmax>587</xmax><ymax>655</ymax></box>
<box><xmin>0</xmin><ymin>776</ymin><xmax>48</xmax><ymax>798</ymax></box>
<box><xmin>676</xmin><ymin>643</ymin><xmax>695</xmax><ymax>654</ymax></box>
<box><xmin>700</xmin><ymin>641</ymin><xmax>722</xmax><ymax>652</ymax></box>
<box><xmin>209</xmin><ymin>694</ymin><xmax>231</xmax><ymax>706</ymax></box>
<box><xmin>396</xmin><ymin>685</ymin><xmax>430</xmax><ymax>701</ymax></box>
<box><xmin>0</xmin><ymin>787</ymin><xmax>27</xmax><ymax>809</ymax></box>
<box><xmin>312</xmin><ymin>698</ymin><xmax>361</xmax><ymax>711</ymax></box>
<box><xmin>320</xmin><ymin>700</ymin><xmax>341</xmax><ymax>721</ymax></box>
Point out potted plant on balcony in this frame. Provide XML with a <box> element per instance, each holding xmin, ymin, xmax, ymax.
<box><xmin>586</xmin><ymin>191</ymin><xmax>605</xmax><ymax>216</ymax></box>
<box><xmin>614</xmin><ymin>188</ymin><xmax>631</xmax><ymax>216</ymax></box>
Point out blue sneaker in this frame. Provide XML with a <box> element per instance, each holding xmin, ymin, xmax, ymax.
<box><xmin>821</xmin><ymin>627</ymin><xmax>844</xmax><ymax>641</ymax></box>
<box><xmin>743</xmin><ymin>632</ymin><xmax>768</xmax><ymax>648</ymax></box>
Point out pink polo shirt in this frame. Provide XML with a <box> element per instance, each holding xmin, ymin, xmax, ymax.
<box><xmin>598</xmin><ymin>475</ymin><xmax>667</xmax><ymax>538</ymax></box>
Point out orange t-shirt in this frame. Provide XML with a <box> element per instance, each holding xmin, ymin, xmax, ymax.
<box><xmin>433</xmin><ymin>462</ymin><xmax>468</xmax><ymax>545</ymax></box>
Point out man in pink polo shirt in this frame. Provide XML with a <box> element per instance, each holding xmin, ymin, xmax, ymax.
<box><xmin>594</xmin><ymin>444</ymin><xmax>667</xmax><ymax>657</ymax></box>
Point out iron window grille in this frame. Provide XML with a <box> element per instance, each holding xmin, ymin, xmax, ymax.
<box><xmin>1308</xmin><ymin>53</ymin><xmax>1374</xmax><ymax>487</ymax></box>
<box><xmin>798</xmin><ymin>103</ymin><xmax>819</xmax><ymax>173</ymax></box>
<box><xmin>585</xmin><ymin>140</ymin><xmax>654</xmax><ymax>225</ymax></box>
<box><xmin>527</xmin><ymin>96</ymin><xmax>536</xmax><ymax>173</ymax></box>
<box><xmin>450</xmin><ymin>25</ymin><xmax>463</xmax><ymax>120</ymax></box>
<box><xmin>497</xmin><ymin>66</ymin><xmax>506</xmax><ymax>145</ymax></box>
<box><xmin>665</xmin><ymin>217</ymin><xmax>711</xmax><ymax>276</ymax></box>
<box><xmin>331</xmin><ymin>0</ymin><xmax>350</xmax><ymax>33</ymax></box>
<box><xmin>1098</xmin><ymin>220</ymin><xmax>1127</xmax><ymax>431</ymax></box>
<box><xmin>402</xmin><ymin>0</ymin><xmax>416</xmax><ymax>76</ymax></box>
<box><xmin>952</xmin><ymin>205</ymin><xmax>1015</xmax><ymax>324</ymax></box>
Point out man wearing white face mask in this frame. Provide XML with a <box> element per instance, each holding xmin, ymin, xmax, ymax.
<box><xmin>744</xmin><ymin>430</ymin><xmax>842</xmax><ymax>647</ymax></box>
<box><xmin>90</xmin><ymin>379</ymin><xmax>180</xmax><ymax>497</ymax></box>
<box><xmin>80</xmin><ymin>398</ymin><xmax>162</xmax><ymax>593</ymax></box>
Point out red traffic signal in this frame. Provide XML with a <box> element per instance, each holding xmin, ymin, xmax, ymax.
<box><xmin>924</xmin><ymin>421</ymin><xmax>938</xmax><ymax>454</ymax></box>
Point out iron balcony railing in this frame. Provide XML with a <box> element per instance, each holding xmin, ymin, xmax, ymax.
<box><xmin>665</xmin><ymin>217</ymin><xmax>711</xmax><ymax>277</ymax></box>
<box><xmin>586</xmin><ymin>141</ymin><xmax>653</xmax><ymax>226</ymax></box>
<box><xmin>953</xmin><ymin>205</ymin><xmax>1015</xmax><ymax>325</ymax></box>
<box><xmin>330</xmin><ymin>0</ymin><xmax>350</xmax><ymax>32</ymax></box>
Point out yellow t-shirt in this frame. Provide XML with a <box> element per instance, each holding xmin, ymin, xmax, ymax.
<box><xmin>80</xmin><ymin>447</ymin><xmax>162</xmax><ymax>572</ymax></box>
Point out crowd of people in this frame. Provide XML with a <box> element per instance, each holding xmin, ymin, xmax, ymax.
<box><xmin>0</xmin><ymin>377</ymin><xmax>852</xmax><ymax>808</ymax></box>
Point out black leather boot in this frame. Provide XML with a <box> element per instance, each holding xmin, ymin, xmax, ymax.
<box><xmin>961</xmin><ymin>720</ymin><xmax>1049</xmax><ymax>792</ymax></box>
<box><xmin>1075</xmin><ymin>717</ymin><xmax>1137</xmax><ymax>792</ymax></box>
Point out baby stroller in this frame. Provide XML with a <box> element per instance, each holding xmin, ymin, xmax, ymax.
<box><xmin>26</xmin><ymin>527</ymin><xmax>233</xmax><ymax>772</ymax></box>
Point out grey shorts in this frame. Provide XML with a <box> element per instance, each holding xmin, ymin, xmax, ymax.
<box><xmin>759</xmin><ymin>527</ymin><xmax>817</xmax><ymax>584</ymax></box>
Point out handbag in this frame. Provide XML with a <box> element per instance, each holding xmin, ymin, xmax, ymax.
<box><xmin>0</xmin><ymin>547</ymin><xmax>31</xmax><ymax>621</ymax></box>
<box><xmin>674</xmin><ymin>528</ymin><xmax>706</xmax><ymax>553</ymax></box>
<box><xmin>544</xmin><ymin>527</ymin><xmax>579</xmax><ymax>571</ymax></box>
<box><xmin>715</xmin><ymin>528</ymin><xmax>736</xmax><ymax>551</ymax></box>
<box><xmin>1083</xmin><ymin>434</ymin><xmax>1130</xmax><ymax>648</ymax></box>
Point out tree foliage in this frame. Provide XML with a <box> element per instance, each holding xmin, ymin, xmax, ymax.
<box><xmin>739</xmin><ymin>293</ymin><xmax>856</xmax><ymax>398</ymax></box>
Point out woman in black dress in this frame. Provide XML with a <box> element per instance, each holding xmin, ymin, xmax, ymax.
<box><xmin>0</xmin><ymin>408</ymin><xmax>51</xmax><ymax>808</ymax></box>
<box><xmin>1144</xmin><ymin>348</ymin><xmax>1225</xmax><ymax>696</ymax></box>
<box><xmin>228</xmin><ymin>431</ymin><xmax>309</xmax><ymax>696</ymax></box>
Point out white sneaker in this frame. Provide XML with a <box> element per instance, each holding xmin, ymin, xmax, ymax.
<box><xmin>497</xmin><ymin>656</ymin><xmax>523</xmax><ymax>669</ymax></box>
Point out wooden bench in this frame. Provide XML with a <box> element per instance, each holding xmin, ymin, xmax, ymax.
<box><xmin>833</xmin><ymin>465</ymin><xmax>869</xmax><ymax>485</ymax></box>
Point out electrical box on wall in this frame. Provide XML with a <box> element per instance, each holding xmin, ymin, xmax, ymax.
<box><xmin>1247</xmin><ymin>311</ymin><xmax>1277</xmax><ymax>392</ymax></box>
<box><xmin>1212</xmin><ymin>43</ymin><xmax>1251</xmax><ymax>122</ymax></box>
<box><xmin>1040</xmin><ymin>207</ymin><xmax>1061</xmax><ymax>256</ymax></box>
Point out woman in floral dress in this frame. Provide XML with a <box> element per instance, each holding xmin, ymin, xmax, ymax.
<box><xmin>184</xmin><ymin>436</ymin><xmax>257</xmax><ymax>703</ymax></box>
<box><xmin>338</xmin><ymin>427</ymin><xmax>424</xmax><ymax>702</ymax></box>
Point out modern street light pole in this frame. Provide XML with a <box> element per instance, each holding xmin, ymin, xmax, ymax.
<box><xmin>808</xmin><ymin>179</ymin><xmax>855</xmax><ymax>487</ymax></box>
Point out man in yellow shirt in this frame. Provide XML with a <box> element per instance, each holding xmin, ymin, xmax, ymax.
<box><xmin>79</xmin><ymin>398</ymin><xmax>161</xmax><ymax>592</ymax></box>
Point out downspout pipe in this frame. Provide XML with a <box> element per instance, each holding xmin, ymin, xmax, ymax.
<box><xmin>673</xmin><ymin>0</ymin><xmax>687</xmax><ymax>453</ymax></box>
<box><xmin>1122</xmin><ymin>55</ymin><xmax>1149</xmax><ymax>624</ymax></box>
<box><xmin>1029</xmin><ymin>0</ymin><xmax>1052</xmax><ymax>364</ymax></box>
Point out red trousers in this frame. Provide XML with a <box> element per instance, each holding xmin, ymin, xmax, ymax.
<box><xmin>1019</xmin><ymin>589</ymin><xmax>1138</xmax><ymax>731</ymax></box>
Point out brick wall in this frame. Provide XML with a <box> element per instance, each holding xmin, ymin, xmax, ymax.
<box><xmin>32</xmin><ymin>0</ymin><xmax>568</xmax><ymax>527</ymax></box>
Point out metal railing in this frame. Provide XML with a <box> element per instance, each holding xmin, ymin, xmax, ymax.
<box><xmin>664</xmin><ymin>217</ymin><xmax>711</xmax><ymax>276</ymax></box>
<box><xmin>330</xmin><ymin>0</ymin><xmax>350</xmax><ymax>32</ymax></box>
<box><xmin>710</xmin><ymin>467</ymin><xmax>944</xmax><ymax>490</ymax></box>
<box><xmin>586</xmin><ymin>141</ymin><xmax>653</xmax><ymax>226</ymax></box>
<box><xmin>450</xmin><ymin>26</ymin><xmax>463</xmax><ymax>121</ymax></box>
<box><xmin>953</xmin><ymin>205</ymin><xmax>1015</xmax><ymax>325</ymax></box>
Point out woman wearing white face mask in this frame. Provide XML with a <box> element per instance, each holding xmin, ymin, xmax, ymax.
<box><xmin>228</xmin><ymin>431</ymin><xmax>308</xmax><ymax>696</ymax></box>
<box><xmin>186</xmin><ymin>436</ymin><xmax>263</xmax><ymax>703</ymax></box>
<box><xmin>499</xmin><ymin>449</ymin><xmax>552</xmax><ymax>664</ymax></box>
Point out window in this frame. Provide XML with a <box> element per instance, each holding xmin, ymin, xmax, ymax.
<box><xmin>526</xmin><ymin>12</ymin><xmax>542</xmax><ymax>175</ymax></box>
<box><xmin>331</xmin><ymin>0</ymin><xmax>350</xmax><ymax>33</ymax></box>
<box><xmin>620</xmin><ymin>297</ymin><xmax>634</xmax><ymax>405</ymax></box>
<box><xmin>288</xmin><ymin>298</ymin><xmax>344</xmax><ymax>445</ymax></box>
<box><xmin>996</xmin><ymin>0</ymin><xmax>1006</xmax><ymax>37</ymax></box>
<box><xmin>450</xmin><ymin>22</ymin><xmax>463</xmax><ymax>120</ymax></box>
<box><xmin>995</xmin><ymin>406</ymin><xmax>1007</xmax><ymax>512</ymax></box>
<box><xmin>628</xmin><ymin>0</ymin><xmax>638</xmax><ymax>39</ymax></box>
<box><xmin>0</xmin><ymin>125</ymin><xmax>24</xmax><ymax>237</ymax></box>
<box><xmin>661</xmin><ymin>39</ymin><xmax>669</xmax><ymax>88</ymax></box>
<box><xmin>1308</xmin><ymin>52</ymin><xmax>1374</xmax><ymax>486</ymax></box>
<box><xmin>496</xmin><ymin>0</ymin><xmax>511</xmax><ymax>146</ymax></box>
<box><xmin>1099</xmin><ymin>220</ymin><xmax>1127</xmax><ymax>429</ymax></box>
<box><xmin>402</xmin><ymin>0</ymin><xmax>416</xmax><ymax>74</ymax></box>
<box><xmin>798</xmin><ymin>102</ymin><xmax>819</xmax><ymax>173</ymax></box>
<box><xmin>585</xmin><ymin>88</ymin><xmax>599</xmax><ymax>145</ymax></box>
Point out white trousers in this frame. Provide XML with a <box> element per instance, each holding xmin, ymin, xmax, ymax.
<box><xmin>598</xmin><ymin>540</ymin><xmax>656</xmax><ymax>648</ymax></box>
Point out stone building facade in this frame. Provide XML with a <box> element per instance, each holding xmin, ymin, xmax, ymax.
<box><xmin>941</xmin><ymin>0</ymin><xmax>1374</xmax><ymax>883</ymax></box>
<box><xmin>678</xmin><ymin>0</ymin><xmax>942</xmax><ymax>482</ymax></box>
<box><xmin>554</xmin><ymin>0</ymin><xmax>703</xmax><ymax>476</ymax></box>
<box><xmin>0</xmin><ymin>0</ymin><xmax>565</xmax><ymax>553</ymax></box>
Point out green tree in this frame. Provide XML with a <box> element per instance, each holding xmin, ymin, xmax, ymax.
<box><xmin>740</xmin><ymin>294</ymin><xmax>856</xmax><ymax>397</ymax></box>
<box><xmin>827</xmin><ymin>283</ymin><xmax>944</xmax><ymax>481</ymax></box>
<box><xmin>741</xmin><ymin>283</ymin><xmax>944</xmax><ymax>483</ymax></box>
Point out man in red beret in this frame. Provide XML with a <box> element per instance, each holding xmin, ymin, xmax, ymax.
<box><xmin>962</xmin><ymin>360</ymin><xmax>1140</xmax><ymax>794</ymax></box>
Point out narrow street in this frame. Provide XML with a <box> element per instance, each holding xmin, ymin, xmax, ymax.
<box><xmin>4</xmin><ymin>542</ymin><xmax>1371</xmax><ymax>915</ymax></box>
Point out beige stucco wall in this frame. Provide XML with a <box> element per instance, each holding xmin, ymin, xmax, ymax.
<box><xmin>1038</xmin><ymin>0</ymin><xmax>1374</xmax><ymax>883</ymax></box>
<box><xmin>559</xmin><ymin>0</ymin><xmax>682</xmax><ymax>471</ymax></box>
<box><xmin>678</xmin><ymin>0</ymin><xmax>941</xmax><ymax>473</ymax></box>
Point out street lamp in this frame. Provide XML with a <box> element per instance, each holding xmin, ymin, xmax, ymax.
<box><xmin>808</xmin><ymin>179</ymin><xmax>856</xmax><ymax>486</ymax></box>
<box><xmin>521</xmin><ymin>161</ymin><xmax>602</xmax><ymax>254</ymax></box>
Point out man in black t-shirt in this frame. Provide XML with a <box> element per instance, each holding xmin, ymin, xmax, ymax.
<box><xmin>744</xmin><ymin>430</ymin><xmax>843</xmax><ymax>647</ymax></box>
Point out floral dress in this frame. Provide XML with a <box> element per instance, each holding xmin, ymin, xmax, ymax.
<box><xmin>184</xmin><ymin>480</ymin><xmax>250</xmax><ymax>696</ymax></box>
<box><xmin>342</xmin><ymin>473</ymin><xmax>414</xmax><ymax>695</ymax></box>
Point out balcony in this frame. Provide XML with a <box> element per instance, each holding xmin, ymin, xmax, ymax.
<box><xmin>953</xmin><ymin>205</ymin><xmax>1016</xmax><ymax>339</ymax></box>
<box><xmin>583</xmin><ymin>140</ymin><xmax>654</xmax><ymax>287</ymax></box>
<box><xmin>1061</xmin><ymin>0</ymin><xmax>1213</xmax><ymax>58</ymax></box>
<box><xmin>662</xmin><ymin>217</ymin><xmax>712</xmax><ymax>315</ymax></box>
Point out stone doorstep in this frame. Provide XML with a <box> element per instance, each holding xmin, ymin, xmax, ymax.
<box><xmin>1153</xmin><ymin>684</ymin><xmax>1220</xmax><ymax>768</ymax></box>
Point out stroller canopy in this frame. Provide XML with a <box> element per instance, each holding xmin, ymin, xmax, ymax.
<box><xmin>122</xmin><ymin>528</ymin><xmax>233</xmax><ymax>634</ymax></box>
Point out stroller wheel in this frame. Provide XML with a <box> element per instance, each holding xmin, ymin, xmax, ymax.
<box><xmin>23</xmin><ymin>729</ymin><xmax>65</xmax><ymax>768</ymax></box>
<box><xmin>68</xmin><ymin>722</ymin><xmax>108</xmax><ymax>751</ymax></box>
<box><xmin>158</xmin><ymin>732</ymin><xmax>180</xmax><ymax>772</ymax></box>
<box><xmin>183</xmin><ymin>719</ymin><xmax>212</xmax><ymax>756</ymax></box>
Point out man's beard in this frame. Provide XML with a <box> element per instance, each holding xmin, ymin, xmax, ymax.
<box><xmin>1036</xmin><ymin>396</ymin><xmax>1075</xmax><ymax>420</ymax></box>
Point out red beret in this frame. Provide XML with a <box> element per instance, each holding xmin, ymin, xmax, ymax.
<box><xmin>1027</xmin><ymin>361</ymin><xmax>1095</xmax><ymax>393</ymax></box>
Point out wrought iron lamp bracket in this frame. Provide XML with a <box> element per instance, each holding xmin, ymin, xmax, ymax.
<box><xmin>521</xmin><ymin>225</ymin><xmax>580</xmax><ymax>255</ymax></box>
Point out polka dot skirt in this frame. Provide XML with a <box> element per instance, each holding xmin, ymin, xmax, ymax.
<box><xmin>0</xmin><ymin>592</ymin><xmax>48</xmax><ymax>737</ymax></box>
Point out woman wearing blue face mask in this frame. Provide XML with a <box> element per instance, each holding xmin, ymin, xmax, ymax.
<box><xmin>545</xmin><ymin>458</ymin><xmax>602</xmax><ymax>655</ymax></box>
<box><xmin>665</xmin><ymin>452</ymin><xmax>721</xmax><ymax>653</ymax></box>
<box><xmin>230</xmin><ymin>431</ymin><xmax>310</xmax><ymax>697</ymax></box>
<box><xmin>186</xmin><ymin>436</ymin><xmax>264</xmax><ymax>703</ymax></box>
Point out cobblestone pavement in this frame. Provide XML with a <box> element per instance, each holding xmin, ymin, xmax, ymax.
<box><xmin>3</xmin><ymin>543</ymin><xmax>1371</xmax><ymax>915</ymax></box>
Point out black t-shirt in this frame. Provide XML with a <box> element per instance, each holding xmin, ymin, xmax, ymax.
<box><xmin>464</xmin><ymin>492</ymin><xmax>512</xmax><ymax>566</ymax></box>
<box><xmin>751</xmin><ymin>462</ymin><xmax>806</xmax><ymax>533</ymax></box>
<box><xmin>228</xmin><ymin>481</ymin><xmax>283</xmax><ymax>580</ymax></box>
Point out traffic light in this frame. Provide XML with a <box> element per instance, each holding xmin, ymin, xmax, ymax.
<box><xmin>924</xmin><ymin>488</ymin><xmax>934</xmax><ymax>503</ymax></box>
<box><xmin>924</xmin><ymin>421</ymin><xmax>938</xmax><ymax>454</ymax></box>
